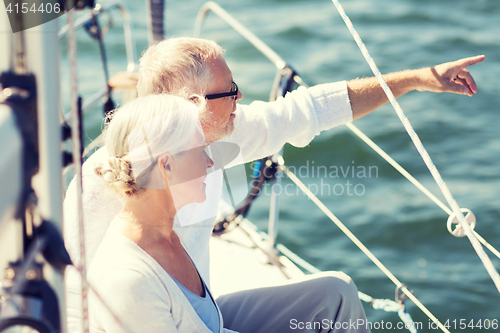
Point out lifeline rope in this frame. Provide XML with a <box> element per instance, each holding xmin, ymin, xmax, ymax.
<box><xmin>66</xmin><ymin>8</ymin><xmax>89</xmax><ymax>333</ymax></box>
<box><xmin>330</xmin><ymin>0</ymin><xmax>500</xmax><ymax>293</ymax></box>
<box><xmin>282</xmin><ymin>166</ymin><xmax>450</xmax><ymax>333</ymax></box>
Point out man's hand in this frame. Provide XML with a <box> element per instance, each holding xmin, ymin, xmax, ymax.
<box><xmin>417</xmin><ymin>55</ymin><xmax>485</xmax><ymax>97</ymax></box>
<box><xmin>347</xmin><ymin>55</ymin><xmax>485</xmax><ymax>119</ymax></box>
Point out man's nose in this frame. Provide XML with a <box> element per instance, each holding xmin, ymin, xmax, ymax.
<box><xmin>236</xmin><ymin>89</ymin><xmax>243</xmax><ymax>101</ymax></box>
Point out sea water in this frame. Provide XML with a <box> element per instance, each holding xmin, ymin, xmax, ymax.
<box><xmin>67</xmin><ymin>0</ymin><xmax>500</xmax><ymax>331</ymax></box>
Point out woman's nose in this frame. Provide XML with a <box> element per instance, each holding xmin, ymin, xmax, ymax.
<box><xmin>206</xmin><ymin>155</ymin><xmax>214</xmax><ymax>169</ymax></box>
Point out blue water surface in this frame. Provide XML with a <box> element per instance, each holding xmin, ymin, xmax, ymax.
<box><xmin>65</xmin><ymin>0</ymin><xmax>500</xmax><ymax>331</ymax></box>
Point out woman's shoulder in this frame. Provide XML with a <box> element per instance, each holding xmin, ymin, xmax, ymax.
<box><xmin>87</xmin><ymin>224</ymin><xmax>166</xmax><ymax>288</ymax></box>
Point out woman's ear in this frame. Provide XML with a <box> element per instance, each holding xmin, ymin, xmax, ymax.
<box><xmin>158</xmin><ymin>152</ymin><xmax>173</xmax><ymax>180</ymax></box>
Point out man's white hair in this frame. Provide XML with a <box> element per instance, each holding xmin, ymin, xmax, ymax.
<box><xmin>137</xmin><ymin>37</ymin><xmax>225</xmax><ymax>99</ymax></box>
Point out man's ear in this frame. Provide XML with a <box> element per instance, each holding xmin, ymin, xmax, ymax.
<box><xmin>188</xmin><ymin>94</ymin><xmax>202</xmax><ymax>105</ymax></box>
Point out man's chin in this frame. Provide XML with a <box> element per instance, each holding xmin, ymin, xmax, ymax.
<box><xmin>225</xmin><ymin>122</ymin><xmax>236</xmax><ymax>137</ymax></box>
<box><xmin>206</xmin><ymin>123</ymin><xmax>235</xmax><ymax>143</ymax></box>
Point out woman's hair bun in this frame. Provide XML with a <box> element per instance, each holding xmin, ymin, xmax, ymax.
<box><xmin>95</xmin><ymin>156</ymin><xmax>141</xmax><ymax>196</ymax></box>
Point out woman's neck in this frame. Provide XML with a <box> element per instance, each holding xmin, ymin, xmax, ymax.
<box><xmin>117</xmin><ymin>189</ymin><xmax>178</xmax><ymax>245</ymax></box>
<box><xmin>115</xmin><ymin>189</ymin><xmax>205</xmax><ymax>297</ymax></box>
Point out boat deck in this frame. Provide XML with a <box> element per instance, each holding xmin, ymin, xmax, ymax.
<box><xmin>209</xmin><ymin>220</ymin><xmax>306</xmax><ymax>298</ymax></box>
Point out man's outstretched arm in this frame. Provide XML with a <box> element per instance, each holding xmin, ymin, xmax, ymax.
<box><xmin>348</xmin><ymin>55</ymin><xmax>486</xmax><ymax>120</ymax></box>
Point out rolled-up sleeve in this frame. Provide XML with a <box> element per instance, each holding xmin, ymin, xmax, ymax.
<box><xmin>224</xmin><ymin>81</ymin><xmax>352</xmax><ymax>164</ymax></box>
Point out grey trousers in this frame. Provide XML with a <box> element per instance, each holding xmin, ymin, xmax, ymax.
<box><xmin>216</xmin><ymin>271</ymin><xmax>371</xmax><ymax>333</ymax></box>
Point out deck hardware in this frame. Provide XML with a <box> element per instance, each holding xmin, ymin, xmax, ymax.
<box><xmin>447</xmin><ymin>208</ymin><xmax>476</xmax><ymax>238</ymax></box>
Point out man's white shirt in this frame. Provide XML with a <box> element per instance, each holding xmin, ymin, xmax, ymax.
<box><xmin>63</xmin><ymin>81</ymin><xmax>352</xmax><ymax>333</ymax></box>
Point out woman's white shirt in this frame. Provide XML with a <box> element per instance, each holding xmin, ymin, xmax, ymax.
<box><xmin>87</xmin><ymin>221</ymin><xmax>235</xmax><ymax>333</ymax></box>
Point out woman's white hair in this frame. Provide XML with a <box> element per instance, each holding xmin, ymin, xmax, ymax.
<box><xmin>137</xmin><ymin>37</ymin><xmax>224</xmax><ymax>98</ymax></box>
<box><xmin>95</xmin><ymin>94</ymin><xmax>205</xmax><ymax>196</ymax></box>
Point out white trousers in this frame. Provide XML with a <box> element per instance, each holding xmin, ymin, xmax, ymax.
<box><xmin>216</xmin><ymin>271</ymin><xmax>371</xmax><ymax>333</ymax></box>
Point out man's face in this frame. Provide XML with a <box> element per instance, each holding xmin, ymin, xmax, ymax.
<box><xmin>201</xmin><ymin>55</ymin><xmax>243</xmax><ymax>143</ymax></box>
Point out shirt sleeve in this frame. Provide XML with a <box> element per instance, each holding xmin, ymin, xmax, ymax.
<box><xmin>222</xmin><ymin>81</ymin><xmax>352</xmax><ymax>164</ymax></box>
<box><xmin>89</xmin><ymin>268</ymin><xmax>179</xmax><ymax>333</ymax></box>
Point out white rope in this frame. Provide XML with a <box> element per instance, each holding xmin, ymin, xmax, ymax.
<box><xmin>282</xmin><ymin>166</ymin><xmax>450</xmax><ymax>333</ymax></box>
<box><xmin>330</xmin><ymin>0</ymin><xmax>500</xmax><ymax>293</ymax></box>
<box><xmin>71</xmin><ymin>266</ymin><xmax>132</xmax><ymax>333</ymax></box>
<box><xmin>345</xmin><ymin>123</ymin><xmax>500</xmax><ymax>260</ymax></box>
<box><xmin>398</xmin><ymin>309</ymin><xmax>418</xmax><ymax>333</ymax></box>
<box><xmin>473</xmin><ymin>231</ymin><xmax>500</xmax><ymax>260</ymax></box>
<box><xmin>345</xmin><ymin>123</ymin><xmax>451</xmax><ymax>214</ymax></box>
<box><xmin>66</xmin><ymin>8</ymin><xmax>89</xmax><ymax>333</ymax></box>
<box><xmin>64</xmin><ymin>8</ymin><xmax>141</xmax><ymax>333</ymax></box>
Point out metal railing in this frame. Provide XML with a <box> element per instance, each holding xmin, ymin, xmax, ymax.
<box><xmin>195</xmin><ymin>2</ymin><xmax>285</xmax><ymax>71</ymax></box>
<box><xmin>59</xmin><ymin>2</ymin><xmax>137</xmax><ymax>73</ymax></box>
<box><xmin>59</xmin><ymin>2</ymin><xmax>138</xmax><ymax>122</ymax></box>
<box><xmin>194</xmin><ymin>1</ymin><xmax>307</xmax><ymax>249</ymax></box>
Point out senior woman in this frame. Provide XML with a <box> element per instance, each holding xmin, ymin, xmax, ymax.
<box><xmin>87</xmin><ymin>94</ymin><xmax>235</xmax><ymax>333</ymax></box>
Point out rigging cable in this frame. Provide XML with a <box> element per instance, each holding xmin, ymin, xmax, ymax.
<box><xmin>344</xmin><ymin>122</ymin><xmax>500</xmax><ymax>260</ymax></box>
<box><xmin>281</xmin><ymin>165</ymin><xmax>449</xmax><ymax>333</ymax></box>
<box><xmin>87</xmin><ymin>11</ymin><xmax>115</xmax><ymax>117</ymax></box>
<box><xmin>70</xmin><ymin>266</ymin><xmax>132</xmax><ymax>333</ymax></box>
<box><xmin>291</xmin><ymin>85</ymin><xmax>500</xmax><ymax>260</ymax></box>
<box><xmin>63</xmin><ymin>8</ymin><xmax>136</xmax><ymax>332</ymax></box>
<box><xmin>329</xmin><ymin>0</ymin><xmax>500</xmax><ymax>293</ymax></box>
<box><xmin>66</xmin><ymin>8</ymin><xmax>89</xmax><ymax>333</ymax></box>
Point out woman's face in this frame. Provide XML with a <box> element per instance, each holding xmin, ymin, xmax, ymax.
<box><xmin>166</xmin><ymin>133</ymin><xmax>214</xmax><ymax>209</ymax></box>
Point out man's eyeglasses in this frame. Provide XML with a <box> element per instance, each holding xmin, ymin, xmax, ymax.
<box><xmin>205</xmin><ymin>82</ymin><xmax>238</xmax><ymax>101</ymax></box>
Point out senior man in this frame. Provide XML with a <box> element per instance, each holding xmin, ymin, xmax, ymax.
<box><xmin>64</xmin><ymin>37</ymin><xmax>484</xmax><ymax>333</ymax></box>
